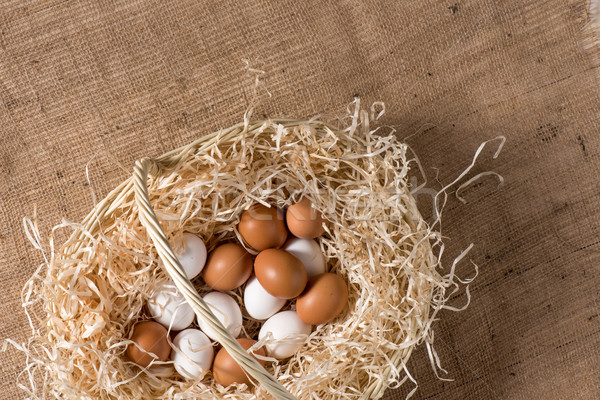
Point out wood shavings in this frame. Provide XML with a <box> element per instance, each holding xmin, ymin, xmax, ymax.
<box><xmin>6</xmin><ymin>100</ymin><xmax>483</xmax><ymax>399</ymax></box>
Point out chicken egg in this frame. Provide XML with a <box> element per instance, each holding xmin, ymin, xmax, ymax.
<box><xmin>171</xmin><ymin>329</ymin><xmax>214</xmax><ymax>379</ymax></box>
<box><xmin>237</xmin><ymin>204</ymin><xmax>288</xmax><ymax>251</ymax></box>
<box><xmin>243</xmin><ymin>275</ymin><xmax>286</xmax><ymax>320</ymax></box>
<box><xmin>147</xmin><ymin>280</ymin><xmax>195</xmax><ymax>331</ymax></box>
<box><xmin>203</xmin><ymin>243</ymin><xmax>253</xmax><ymax>291</ymax></box>
<box><xmin>286</xmin><ymin>198</ymin><xmax>325</xmax><ymax>239</ymax></box>
<box><xmin>296</xmin><ymin>273</ymin><xmax>348</xmax><ymax>325</ymax></box>
<box><xmin>282</xmin><ymin>237</ymin><xmax>326</xmax><ymax>277</ymax></box>
<box><xmin>254</xmin><ymin>249</ymin><xmax>307</xmax><ymax>299</ymax></box>
<box><xmin>212</xmin><ymin>338</ymin><xmax>266</xmax><ymax>387</ymax></box>
<box><xmin>197</xmin><ymin>291</ymin><xmax>243</xmax><ymax>341</ymax></box>
<box><xmin>258</xmin><ymin>310</ymin><xmax>312</xmax><ymax>359</ymax></box>
<box><xmin>126</xmin><ymin>321</ymin><xmax>170</xmax><ymax>368</ymax></box>
<box><xmin>176</xmin><ymin>233</ymin><xmax>207</xmax><ymax>279</ymax></box>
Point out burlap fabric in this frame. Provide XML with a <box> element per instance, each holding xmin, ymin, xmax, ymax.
<box><xmin>1</xmin><ymin>1</ymin><xmax>599</xmax><ymax>399</ymax></box>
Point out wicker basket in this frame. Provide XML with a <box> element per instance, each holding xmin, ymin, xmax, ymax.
<box><xmin>30</xmin><ymin>113</ymin><xmax>438</xmax><ymax>400</ymax></box>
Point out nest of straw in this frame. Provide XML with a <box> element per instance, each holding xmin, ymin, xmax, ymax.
<box><xmin>12</xmin><ymin>101</ymin><xmax>460</xmax><ymax>400</ymax></box>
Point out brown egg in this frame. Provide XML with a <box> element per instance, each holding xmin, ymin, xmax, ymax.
<box><xmin>203</xmin><ymin>243</ymin><xmax>253</xmax><ymax>290</ymax></box>
<box><xmin>238</xmin><ymin>204</ymin><xmax>288</xmax><ymax>251</ymax></box>
<box><xmin>254</xmin><ymin>249</ymin><xmax>307</xmax><ymax>299</ymax></box>
<box><xmin>213</xmin><ymin>338</ymin><xmax>266</xmax><ymax>387</ymax></box>
<box><xmin>126</xmin><ymin>321</ymin><xmax>171</xmax><ymax>368</ymax></box>
<box><xmin>286</xmin><ymin>198</ymin><xmax>325</xmax><ymax>239</ymax></box>
<box><xmin>296</xmin><ymin>273</ymin><xmax>348</xmax><ymax>325</ymax></box>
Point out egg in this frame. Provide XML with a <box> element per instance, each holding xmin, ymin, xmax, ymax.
<box><xmin>258</xmin><ymin>311</ymin><xmax>312</xmax><ymax>359</ymax></box>
<box><xmin>147</xmin><ymin>281</ymin><xmax>195</xmax><ymax>331</ymax></box>
<box><xmin>296</xmin><ymin>273</ymin><xmax>348</xmax><ymax>325</ymax></box>
<box><xmin>203</xmin><ymin>243</ymin><xmax>253</xmax><ymax>291</ymax></box>
<box><xmin>237</xmin><ymin>204</ymin><xmax>288</xmax><ymax>251</ymax></box>
<box><xmin>282</xmin><ymin>237</ymin><xmax>326</xmax><ymax>277</ymax></box>
<box><xmin>126</xmin><ymin>321</ymin><xmax>171</xmax><ymax>368</ymax></box>
<box><xmin>243</xmin><ymin>275</ymin><xmax>286</xmax><ymax>320</ymax></box>
<box><xmin>175</xmin><ymin>233</ymin><xmax>208</xmax><ymax>279</ymax></box>
<box><xmin>171</xmin><ymin>329</ymin><xmax>214</xmax><ymax>379</ymax></box>
<box><xmin>212</xmin><ymin>338</ymin><xmax>266</xmax><ymax>387</ymax></box>
<box><xmin>197</xmin><ymin>291</ymin><xmax>243</xmax><ymax>341</ymax></box>
<box><xmin>254</xmin><ymin>249</ymin><xmax>307</xmax><ymax>299</ymax></box>
<box><xmin>286</xmin><ymin>198</ymin><xmax>325</xmax><ymax>239</ymax></box>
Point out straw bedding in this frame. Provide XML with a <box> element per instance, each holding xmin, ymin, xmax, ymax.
<box><xmin>10</xmin><ymin>101</ymin><xmax>475</xmax><ymax>399</ymax></box>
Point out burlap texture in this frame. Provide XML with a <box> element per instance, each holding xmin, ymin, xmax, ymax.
<box><xmin>1</xmin><ymin>1</ymin><xmax>599</xmax><ymax>399</ymax></box>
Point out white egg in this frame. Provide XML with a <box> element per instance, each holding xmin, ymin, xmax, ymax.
<box><xmin>172</xmin><ymin>329</ymin><xmax>214</xmax><ymax>379</ymax></box>
<box><xmin>244</xmin><ymin>276</ymin><xmax>286</xmax><ymax>320</ymax></box>
<box><xmin>197</xmin><ymin>292</ymin><xmax>242</xmax><ymax>341</ymax></box>
<box><xmin>147</xmin><ymin>281</ymin><xmax>195</xmax><ymax>331</ymax></box>
<box><xmin>176</xmin><ymin>233</ymin><xmax>207</xmax><ymax>280</ymax></box>
<box><xmin>283</xmin><ymin>238</ymin><xmax>326</xmax><ymax>277</ymax></box>
<box><xmin>258</xmin><ymin>310</ymin><xmax>312</xmax><ymax>359</ymax></box>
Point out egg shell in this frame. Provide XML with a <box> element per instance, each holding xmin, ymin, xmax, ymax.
<box><xmin>238</xmin><ymin>204</ymin><xmax>288</xmax><ymax>251</ymax></box>
<box><xmin>254</xmin><ymin>249</ymin><xmax>307</xmax><ymax>299</ymax></box>
<box><xmin>203</xmin><ymin>243</ymin><xmax>253</xmax><ymax>291</ymax></box>
<box><xmin>296</xmin><ymin>273</ymin><xmax>348</xmax><ymax>325</ymax></box>
<box><xmin>126</xmin><ymin>321</ymin><xmax>170</xmax><ymax>368</ymax></box>
<box><xmin>243</xmin><ymin>275</ymin><xmax>286</xmax><ymax>320</ymax></box>
<box><xmin>258</xmin><ymin>311</ymin><xmax>312</xmax><ymax>359</ymax></box>
<box><xmin>147</xmin><ymin>281</ymin><xmax>195</xmax><ymax>331</ymax></box>
<box><xmin>286</xmin><ymin>198</ymin><xmax>325</xmax><ymax>239</ymax></box>
<box><xmin>282</xmin><ymin>237</ymin><xmax>326</xmax><ymax>277</ymax></box>
<box><xmin>171</xmin><ymin>329</ymin><xmax>214</xmax><ymax>379</ymax></box>
<box><xmin>176</xmin><ymin>233</ymin><xmax>207</xmax><ymax>279</ymax></box>
<box><xmin>212</xmin><ymin>338</ymin><xmax>266</xmax><ymax>387</ymax></box>
<box><xmin>197</xmin><ymin>292</ymin><xmax>243</xmax><ymax>341</ymax></box>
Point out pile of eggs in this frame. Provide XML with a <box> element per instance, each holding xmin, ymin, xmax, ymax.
<box><xmin>126</xmin><ymin>198</ymin><xmax>348</xmax><ymax>387</ymax></box>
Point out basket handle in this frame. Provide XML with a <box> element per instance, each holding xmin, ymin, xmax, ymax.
<box><xmin>133</xmin><ymin>158</ymin><xmax>296</xmax><ymax>400</ymax></box>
